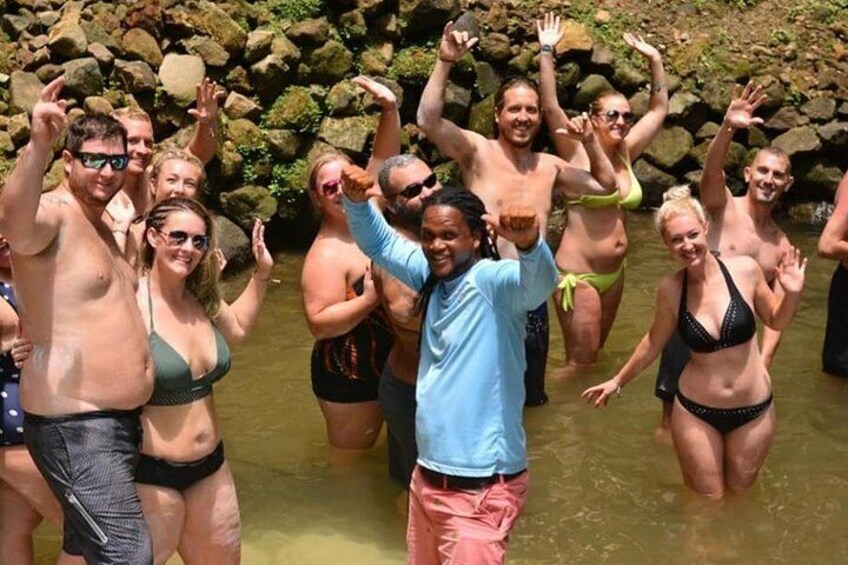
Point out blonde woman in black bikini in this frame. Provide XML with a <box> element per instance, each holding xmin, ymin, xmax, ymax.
<box><xmin>537</xmin><ymin>13</ymin><xmax>669</xmax><ymax>367</ymax></box>
<box><xmin>583</xmin><ymin>187</ymin><xmax>806</xmax><ymax>497</ymax></box>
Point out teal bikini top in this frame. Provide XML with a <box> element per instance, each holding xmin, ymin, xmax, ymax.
<box><xmin>567</xmin><ymin>154</ymin><xmax>643</xmax><ymax>210</ymax></box>
<box><xmin>146</xmin><ymin>280</ymin><xmax>231</xmax><ymax>406</ymax></box>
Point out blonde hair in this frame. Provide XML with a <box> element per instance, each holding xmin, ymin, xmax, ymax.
<box><xmin>306</xmin><ymin>150</ymin><xmax>352</xmax><ymax>216</ymax></box>
<box><xmin>112</xmin><ymin>107</ymin><xmax>152</xmax><ymax>124</ymax></box>
<box><xmin>149</xmin><ymin>148</ymin><xmax>207</xmax><ymax>190</ymax></box>
<box><xmin>654</xmin><ymin>185</ymin><xmax>708</xmax><ymax>234</ymax></box>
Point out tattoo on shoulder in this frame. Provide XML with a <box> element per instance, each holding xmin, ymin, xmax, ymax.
<box><xmin>41</xmin><ymin>195</ymin><xmax>69</xmax><ymax>207</ymax></box>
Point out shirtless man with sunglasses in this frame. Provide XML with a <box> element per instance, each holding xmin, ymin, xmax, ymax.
<box><xmin>418</xmin><ymin>23</ymin><xmax>619</xmax><ymax>405</ymax></box>
<box><xmin>0</xmin><ymin>78</ymin><xmax>154</xmax><ymax>564</ymax></box>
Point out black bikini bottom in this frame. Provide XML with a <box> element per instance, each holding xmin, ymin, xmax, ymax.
<box><xmin>676</xmin><ymin>391</ymin><xmax>773</xmax><ymax>435</ymax></box>
<box><xmin>135</xmin><ymin>441</ymin><xmax>225</xmax><ymax>491</ymax></box>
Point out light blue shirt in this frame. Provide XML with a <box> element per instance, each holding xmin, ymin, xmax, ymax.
<box><xmin>345</xmin><ymin>198</ymin><xmax>557</xmax><ymax>476</ymax></box>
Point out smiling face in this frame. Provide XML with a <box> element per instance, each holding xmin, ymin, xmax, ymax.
<box><xmin>151</xmin><ymin>158</ymin><xmax>204</xmax><ymax>203</ymax></box>
<box><xmin>312</xmin><ymin>158</ymin><xmax>348</xmax><ymax>219</ymax></box>
<box><xmin>494</xmin><ymin>86</ymin><xmax>541</xmax><ymax>148</ymax></box>
<box><xmin>662</xmin><ymin>212</ymin><xmax>710</xmax><ymax>268</ymax></box>
<box><xmin>744</xmin><ymin>150</ymin><xmax>793</xmax><ymax>205</ymax></box>
<box><xmin>387</xmin><ymin>158</ymin><xmax>442</xmax><ymax>215</ymax></box>
<box><xmin>591</xmin><ymin>93</ymin><xmax>633</xmax><ymax>145</ymax></box>
<box><xmin>64</xmin><ymin>137</ymin><xmax>128</xmax><ymax>207</ymax></box>
<box><xmin>147</xmin><ymin>210</ymin><xmax>209</xmax><ymax>279</ymax></box>
<box><xmin>421</xmin><ymin>205</ymin><xmax>480</xmax><ymax>279</ymax></box>
<box><xmin>118</xmin><ymin>117</ymin><xmax>154</xmax><ymax>175</ymax></box>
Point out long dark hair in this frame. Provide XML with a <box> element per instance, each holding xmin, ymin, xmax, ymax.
<box><xmin>413</xmin><ymin>186</ymin><xmax>499</xmax><ymax>315</ymax></box>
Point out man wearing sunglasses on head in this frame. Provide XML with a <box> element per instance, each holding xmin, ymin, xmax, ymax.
<box><xmin>0</xmin><ymin>78</ymin><xmax>154</xmax><ymax>564</ymax></box>
<box><xmin>418</xmin><ymin>23</ymin><xmax>619</xmax><ymax>406</ymax></box>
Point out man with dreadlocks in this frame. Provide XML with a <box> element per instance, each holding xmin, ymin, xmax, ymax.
<box><xmin>341</xmin><ymin>164</ymin><xmax>557</xmax><ymax>564</ymax></box>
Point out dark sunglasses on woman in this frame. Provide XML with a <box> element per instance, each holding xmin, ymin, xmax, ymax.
<box><xmin>319</xmin><ymin>179</ymin><xmax>341</xmax><ymax>196</ymax></box>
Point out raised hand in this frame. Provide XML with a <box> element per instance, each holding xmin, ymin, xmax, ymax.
<box><xmin>251</xmin><ymin>219</ymin><xmax>273</xmax><ymax>278</ymax></box>
<box><xmin>581</xmin><ymin>378</ymin><xmax>621</xmax><ymax>408</ymax></box>
<box><xmin>188</xmin><ymin>78</ymin><xmax>225</xmax><ymax>125</ymax></box>
<box><xmin>724</xmin><ymin>82</ymin><xmax>767</xmax><ymax>129</ymax></box>
<box><xmin>483</xmin><ymin>206</ymin><xmax>540</xmax><ymax>251</ymax></box>
<box><xmin>555</xmin><ymin>113</ymin><xmax>595</xmax><ymax>144</ymax></box>
<box><xmin>439</xmin><ymin>21</ymin><xmax>478</xmax><ymax>63</ymax></box>
<box><xmin>536</xmin><ymin>12</ymin><xmax>564</xmax><ymax>49</ymax></box>
<box><xmin>775</xmin><ymin>246</ymin><xmax>807</xmax><ymax>294</ymax></box>
<box><xmin>105</xmin><ymin>190</ymin><xmax>136</xmax><ymax>233</ymax></box>
<box><xmin>351</xmin><ymin>76</ymin><xmax>397</xmax><ymax>110</ymax></box>
<box><xmin>214</xmin><ymin>247</ymin><xmax>228</xmax><ymax>274</ymax></box>
<box><xmin>340</xmin><ymin>164</ymin><xmax>380</xmax><ymax>203</ymax></box>
<box><xmin>623</xmin><ymin>32</ymin><xmax>661</xmax><ymax>61</ymax></box>
<box><xmin>31</xmin><ymin>77</ymin><xmax>69</xmax><ymax>150</ymax></box>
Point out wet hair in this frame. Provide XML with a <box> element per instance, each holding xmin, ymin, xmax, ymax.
<box><xmin>377</xmin><ymin>154</ymin><xmax>419</xmax><ymax>196</ymax></box>
<box><xmin>414</xmin><ymin>186</ymin><xmax>499</xmax><ymax>315</ymax></box>
<box><xmin>751</xmin><ymin>146</ymin><xmax>792</xmax><ymax>176</ymax></box>
<box><xmin>493</xmin><ymin>77</ymin><xmax>541</xmax><ymax>139</ymax></box>
<box><xmin>589</xmin><ymin>89</ymin><xmax>628</xmax><ymax>115</ymax></box>
<box><xmin>149</xmin><ymin>148</ymin><xmax>207</xmax><ymax>192</ymax></box>
<box><xmin>65</xmin><ymin>113</ymin><xmax>127</xmax><ymax>154</ymax></box>
<box><xmin>141</xmin><ymin>197</ymin><xmax>221</xmax><ymax>318</ymax></box>
<box><xmin>111</xmin><ymin>106</ymin><xmax>152</xmax><ymax>124</ymax></box>
<box><xmin>654</xmin><ymin>185</ymin><xmax>709</xmax><ymax>235</ymax></box>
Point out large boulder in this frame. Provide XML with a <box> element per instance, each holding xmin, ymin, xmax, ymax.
<box><xmin>87</xmin><ymin>42</ymin><xmax>115</xmax><ymax>67</ymax></box>
<box><xmin>164</xmin><ymin>0</ymin><xmax>247</xmax><ymax>56</ymax></box>
<box><xmin>7</xmin><ymin>113</ymin><xmax>31</xmax><ymax>146</ymax></box>
<box><xmin>223</xmin><ymin>92</ymin><xmax>262</xmax><ymax>121</ymax></box>
<box><xmin>817</xmin><ymin>121</ymin><xmax>848</xmax><ymax>149</ymax></box>
<box><xmin>0</xmin><ymin>132</ymin><xmax>15</xmax><ymax>155</ymax></box>
<box><xmin>250</xmin><ymin>54</ymin><xmax>289</xmax><ymax>101</ymax></box>
<box><xmin>112</xmin><ymin>60</ymin><xmax>157</xmax><ymax>93</ymax></box>
<box><xmin>479</xmin><ymin>33</ymin><xmax>511</xmax><ymax>63</ymax></box>
<box><xmin>264</xmin><ymin>86</ymin><xmax>320</xmax><ymax>133</ymax></box>
<box><xmin>265</xmin><ymin>129</ymin><xmax>301</xmax><ymax>162</ymax></box>
<box><xmin>244</xmin><ymin>30</ymin><xmax>274</xmax><ymax>63</ymax></box>
<box><xmin>444</xmin><ymin>82</ymin><xmax>471</xmax><ymax>124</ymax></box>
<box><xmin>227</xmin><ymin>119</ymin><xmax>264</xmax><ymax>149</ymax></box>
<box><xmin>467</xmin><ymin>94</ymin><xmax>495</xmax><ymax>138</ymax></box>
<box><xmin>220</xmin><ymin>185</ymin><xmax>278</xmax><ymax>231</ymax></box>
<box><xmin>801</xmin><ymin>97</ymin><xmax>836</xmax><ymax>122</ymax></box>
<box><xmin>474</xmin><ymin>62</ymin><xmax>500</xmax><ymax>97</ymax></box>
<box><xmin>158</xmin><ymin>54</ymin><xmax>206</xmax><ymax>107</ymax></box>
<box><xmin>573</xmin><ymin>74</ymin><xmax>613</xmax><ymax>109</ymax></box>
<box><xmin>667</xmin><ymin>91</ymin><xmax>708</xmax><ymax>131</ymax></box>
<box><xmin>48</xmin><ymin>18</ymin><xmax>88</xmax><ymax>60</ymax></box>
<box><xmin>9</xmin><ymin>70</ymin><xmax>44</xmax><ymax>115</ymax></box>
<box><xmin>772</xmin><ymin>126</ymin><xmax>822</xmax><ymax>156</ymax></box>
<box><xmin>304</xmin><ymin>41</ymin><xmax>352</xmax><ymax>83</ymax></box>
<box><xmin>214</xmin><ymin>214</ymin><xmax>252</xmax><ymax>272</ymax></box>
<box><xmin>122</xmin><ymin>28</ymin><xmax>163</xmax><ymax>68</ymax></box>
<box><xmin>83</xmin><ymin>96</ymin><xmax>114</xmax><ymax>114</ymax></box>
<box><xmin>802</xmin><ymin>162</ymin><xmax>845</xmax><ymax>193</ymax></box>
<box><xmin>286</xmin><ymin>18</ymin><xmax>330</xmax><ymax>45</ymax></box>
<box><xmin>764</xmin><ymin>106</ymin><xmax>809</xmax><ymax>132</ymax></box>
<box><xmin>326</xmin><ymin>81</ymin><xmax>361</xmax><ymax>117</ymax></box>
<box><xmin>555</xmin><ymin>20</ymin><xmax>593</xmax><ymax>56</ymax></box>
<box><xmin>317</xmin><ymin>115</ymin><xmax>378</xmax><ymax>154</ymax></box>
<box><xmin>62</xmin><ymin>58</ymin><xmax>103</xmax><ymax>98</ymax></box>
<box><xmin>270</xmin><ymin>36</ymin><xmax>300</xmax><ymax>66</ymax></box>
<box><xmin>643</xmin><ymin>127</ymin><xmax>693</xmax><ymax>170</ymax></box>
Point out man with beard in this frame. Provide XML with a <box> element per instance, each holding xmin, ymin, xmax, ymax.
<box><xmin>418</xmin><ymin>22</ymin><xmax>618</xmax><ymax>405</ymax></box>
<box><xmin>654</xmin><ymin>82</ymin><xmax>794</xmax><ymax>426</ymax></box>
<box><xmin>373</xmin><ymin>154</ymin><xmax>442</xmax><ymax>487</ymax></box>
<box><xmin>0</xmin><ymin>78</ymin><xmax>154</xmax><ymax>564</ymax></box>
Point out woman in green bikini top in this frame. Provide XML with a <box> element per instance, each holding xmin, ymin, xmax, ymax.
<box><xmin>135</xmin><ymin>197</ymin><xmax>273</xmax><ymax>564</ymax></box>
<box><xmin>538</xmin><ymin>13</ymin><xmax>669</xmax><ymax>367</ymax></box>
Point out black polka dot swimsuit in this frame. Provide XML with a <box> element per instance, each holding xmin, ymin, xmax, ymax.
<box><xmin>0</xmin><ymin>283</ymin><xmax>23</xmax><ymax>447</ymax></box>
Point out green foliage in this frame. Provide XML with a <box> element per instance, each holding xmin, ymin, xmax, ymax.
<box><xmin>263</xmin><ymin>87</ymin><xmax>322</xmax><ymax>134</ymax></box>
<box><xmin>389</xmin><ymin>46</ymin><xmax>437</xmax><ymax>86</ymax></box>
<box><xmin>270</xmin><ymin>159</ymin><xmax>310</xmax><ymax>218</ymax></box>
<box><xmin>236</xmin><ymin>143</ymin><xmax>272</xmax><ymax>186</ymax></box>
<box><xmin>269</xmin><ymin>0</ymin><xmax>324</xmax><ymax>22</ymax></box>
<box><xmin>721</xmin><ymin>0</ymin><xmax>759</xmax><ymax>8</ymax></box>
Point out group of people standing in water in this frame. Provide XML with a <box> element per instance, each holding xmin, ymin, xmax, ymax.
<box><xmin>0</xmin><ymin>9</ymin><xmax>843</xmax><ymax>565</ymax></box>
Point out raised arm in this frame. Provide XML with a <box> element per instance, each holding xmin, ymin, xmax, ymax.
<box><xmin>215</xmin><ymin>219</ymin><xmax>273</xmax><ymax>344</ymax></box>
<box><xmin>553</xmin><ymin>116</ymin><xmax>618</xmax><ymax>198</ymax></box>
<box><xmin>353</xmin><ymin>76</ymin><xmax>401</xmax><ymax>178</ymax></box>
<box><xmin>623</xmin><ymin>33</ymin><xmax>669</xmax><ymax>159</ymax></box>
<box><xmin>818</xmin><ymin>169</ymin><xmax>848</xmax><ymax>260</ymax></box>
<box><xmin>0</xmin><ymin>77</ymin><xmax>67</xmax><ymax>256</ymax></box>
<box><xmin>753</xmin><ymin>247</ymin><xmax>806</xmax><ymax>332</ymax></box>
<box><xmin>185</xmin><ymin>78</ymin><xmax>225</xmax><ymax>165</ymax></box>
<box><xmin>701</xmin><ymin>83</ymin><xmax>767</xmax><ymax>211</ymax></box>
<box><xmin>416</xmin><ymin>22</ymin><xmax>479</xmax><ymax>164</ymax></box>
<box><xmin>582</xmin><ymin>276</ymin><xmax>678</xmax><ymax>407</ymax></box>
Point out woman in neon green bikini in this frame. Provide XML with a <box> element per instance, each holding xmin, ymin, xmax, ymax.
<box><xmin>537</xmin><ymin>13</ymin><xmax>669</xmax><ymax>366</ymax></box>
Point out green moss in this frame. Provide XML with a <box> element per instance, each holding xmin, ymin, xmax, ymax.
<box><xmin>263</xmin><ymin>86</ymin><xmax>322</xmax><ymax>134</ymax></box>
<box><xmin>270</xmin><ymin>158</ymin><xmax>310</xmax><ymax>218</ymax></box>
<box><xmin>269</xmin><ymin>0</ymin><xmax>324</xmax><ymax>22</ymax></box>
<box><xmin>389</xmin><ymin>46</ymin><xmax>437</xmax><ymax>87</ymax></box>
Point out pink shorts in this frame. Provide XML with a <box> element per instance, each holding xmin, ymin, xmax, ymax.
<box><xmin>406</xmin><ymin>465</ymin><xmax>529</xmax><ymax>564</ymax></box>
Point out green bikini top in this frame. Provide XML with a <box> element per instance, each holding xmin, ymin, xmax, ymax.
<box><xmin>146</xmin><ymin>280</ymin><xmax>231</xmax><ymax>406</ymax></box>
<box><xmin>567</xmin><ymin>154</ymin><xmax>643</xmax><ymax>210</ymax></box>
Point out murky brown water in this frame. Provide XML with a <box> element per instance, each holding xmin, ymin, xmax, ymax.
<box><xmin>34</xmin><ymin>212</ymin><xmax>848</xmax><ymax>564</ymax></box>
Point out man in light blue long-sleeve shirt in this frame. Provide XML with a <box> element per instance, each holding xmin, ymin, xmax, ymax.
<box><xmin>341</xmin><ymin>165</ymin><xmax>556</xmax><ymax>563</ymax></box>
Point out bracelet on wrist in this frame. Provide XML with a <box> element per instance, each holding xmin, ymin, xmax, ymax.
<box><xmin>540</xmin><ymin>45</ymin><xmax>554</xmax><ymax>54</ymax></box>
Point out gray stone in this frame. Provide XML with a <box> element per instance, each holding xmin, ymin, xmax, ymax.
<box><xmin>270</xmin><ymin>35</ymin><xmax>301</xmax><ymax>65</ymax></box>
<box><xmin>788</xmin><ymin>202</ymin><xmax>832</xmax><ymax>225</ymax></box>
<box><xmin>800</xmin><ymin>97</ymin><xmax>837</xmax><ymax>122</ymax></box>
<box><xmin>695</xmin><ymin>121</ymin><xmax>720</xmax><ymax>140</ymax></box>
<box><xmin>643</xmin><ymin>127</ymin><xmax>693</xmax><ymax>170</ymax></box>
<box><xmin>250</xmin><ymin>54</ymin><xmax>289</xmax><ymax>100</ymax></box>
<box><xmin>700</xmin><ymin>81</ymin><xmax>732</xmax><ymax>118</ymax></box>
<box><xmin>7</xmin><ymin>113</ymin><xmax>31</xmax><ymax>146</ymax></box>
<box><xmin>803</xmin><ymin>162</ymin><xmax>845</xmax><ymax>192</ymax></box>
<box><xmin>48</xmin><ymin>18</ymin><xmax>88</xmax><ymax>60</ymax></box>
<box><xmin>589</xmin><ymin>45</ymin><xmax>615</xmax><ymax>74</ymax></box>
<box><xmin>747</xmin><ymin>126</ymin><xmax>769</xmax><ymax>148</ymax></box>
<box><xmin>573</xmin><ymin>75</ymin><xmax>614</xmax><ymax>109</ymax></box>
<box><xmin>244</xmin><ymin>30</ymin><xmax>274</xmax><ymax>64</ymax></box>
<box><xmin>218</xmin><ymin>142</ymin><xmax>243</xmax><ymax>180</ymax></box>
<box><xmin>181</xmin><ymin>36</ymin><xmax>229</xmax><ymax>67</ymax></box>
<box><xmin>399</xmin><ymin>0</ymin><xmax>460</xmax><ymax>39</ymax></box>
<box><xmin>223</xmin><ymin>92</ymin><xmax>262</xmax><ymax>121</ymax></box>
<box><xmin>62</xmin><ymin>57</ymin><xmax>103</xmax><ymax>98</ymax></box>
<box><xmin>508</xmin><ymin>49</ymin><xmax>535</xmax><ymax>76</ymax></box>
<box><xmin>81</xmin><ymin>21</ymin><xmax>120</xmax><ymax>51</ymax></box>
<box><xmin>690</xmin><ymin>140</ymin><xmax>746</xmax><ymax>173</ymax></box>
<box><xmin>34</xmin><ymin>63</ymin><xmax>63</xmax><ymax>83</ymax></box>
<box><xmin>164</xmin><ymin>0</ymin><xmax>247</xmax><ymax>56</ymax></box>
<box><xmin>305</xmin><ymin>41</ymin><xmax>353</xmax><ymax>83</ymax></box>
<box><xmin>37</xmin><ymin>10</ymin><xmax>60</xmax><ymax>28</ymax></box>
<box><xmin>444</xmin><ymin>81</ymin><xmax>472</xmax><ymax>124</ymax></box>
<box><xmin>214</xmin><ymin>214</ymin><xmax>252</xmax><ymax>273</ymax></box>
<box><xmin>838</xmin><ymin>102</ymin><xmax>848</xmax><ymax>118</ymax></box>
<box><xmin>772</xmin><ymin>126</ymin><xmax>822</xmax><ymax>156</ymax></box>
<box><xmin>9</xmin><ymin>71</ymin><xmax>44</xmax><ymax>115</ymax></box>
<box><xmin>612</xmin><ymin>63</ymin><xmax>646</xmax><ymax>94</ymax></box>
<box><xmin>227</xmin><ymin>119</ymin><xmax>264</xmax><ymax>149</ymax></box>
<box><xmin>220</xmin><ymin>185</ymin><xmax>278</xmax><ymax>232</ymax></box>
<box><xmin>286</xmin><ymin>18</ymin><xmax>330</xmax><ymax>45</ymax></box>
<box><xmin>87</xmin><ymin>42</ymin><xmax>114</xmax><ymax>67</ymax></box>
<box><xmin>0</xmin><ymin>131</ymin><xmax>16</xmax><ymax>154</ymax></box>
<box><xmin>112</xmin><ymin>60</ymin><xmax>157</xmax><ymax>93</ymax></box>
<box><xmin>265</xmin><ymin>129</ymin><xmax>301</xmax><ymax>162</ymax></box>
<box><xmin>159</xmin><ymin>54</ymin><xmax>206</xmax><ymax>107</ymax></box>
<box><xmin>760</xmin><ymin>79</ymin><xmax>786</xmax><ymax>110</ymax></box>
<box><xmin>765</xmin><ymin>106</ymin><xmax>809</xmax><ymax>132</ymax></box>
<box><xmin>318</xmin><ymin>115</ymin><xmax>378</xmax><ymax>154</ymax></box>
<box><xmin>83</xmin><ymin>96</ymin><xmax>114</xmax><ymax>114</ymax></box>
<box><xmin>479</xmin><ymin>33</ymin><xmax>511</xmax><ymax>62</ymax></box>
<box><xmin>817</xmin><ymin>121</ymin><xmax>848</xmax><ymax>148</ymax></box>
<box><xmin>474</xmin><ymin>62</ymin><xmax>500</xmax><ymax>97</ymax></box>
<box><xmin>468</xmin><ymin>94</ymin><xmax>495</xmax><ymax>138</ymax></box>
<box><xmin>326</xmin><ymin>81</ymin><xmax>360</xmax><ymax>117</ymax></box>
<box><xmin>2</xmin><ymin>13</ymin><xmax>35</xmax><ymax>38</ymax></box>
<box><xmin>122</xmin><ymin>28</ymin><xmax>163</xmax><ymax>68</ymax></box>
<box><xmin>628</xmin><ymin>91</ymin><xmax>650</xmax><ymax>118</ymax></box>
<box><xmin>20</xmin><ymin>46</ymin><xmax>51</xmax><ymax>72</ymax></box>
<box><xmin>633</xmin><ymin>159</ymin><xmax>677</xmax><ymax>207</ymax></box>
<box><xmin>668</xmin><ymin>91</ymin><xmax>707</xmax><ymax>131</ymax></box>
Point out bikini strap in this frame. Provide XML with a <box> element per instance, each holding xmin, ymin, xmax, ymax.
<box><xmin>146</xmin><ymin>277</ymin><xmax>155</xmax><ymax>332</ymax></box>
<box><xmin>679</xmin><ymin>269</ymin><xmax>689</xmax><ymax>315</ymax></box>
<box><xmin>715</xmin><ymin>259</ymin><xmax>741</xmax><ymax>297</ymax></box>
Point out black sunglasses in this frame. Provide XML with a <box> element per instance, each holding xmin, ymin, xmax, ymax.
<box><xmin>596</xmin><ymin>109</ymin><xmax>636</xmax><ymax>125</ymax></box>
<box><xmin>159</xmin><ymin>229</ymin><xmax>211</xmax><ymax>251</ymax></box>
<box><xmin>400</xmin><ymin>173</ymin><xmax>438</xmax><ymax>199</ymax></box>
<box><xmin>73</xmin><ymin>152</ymin><xmax>130</xmax><ymax>171</ymax></box>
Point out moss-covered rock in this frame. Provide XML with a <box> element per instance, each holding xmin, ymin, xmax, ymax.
<box><xmin>83</xmin><ymin>96</ymin><xmax>114</xmax><ymax>115</ymax></box>
<box><xmin>326</xmin><ymin>81</ymin><xmax>360</xmax><ymax>116</ymax></box>
<box><xmin>389</xmin><ymin>46</ymin><xmax>436</xmax><ymax>87</ymax></box>
<box><xmin>399</xmin><ymin>0</ymin><xmax>460</xmax><ymax>40</ymax></box>
<box><xmin>181</xmin><ymin>36</ymin><xmax>230</xmax><ymax>68</ymax></box>
<box><xmin>265</xmin><ymin>129</ymin><xmax>301</xmax><ymax>162</ymax></box>
<box><xmin>317</xmin><ymin>115</ymin><xmax>378</xmax><ymax>154</ymax></box>
<box><xmin>112</xmin><ymin>60</ymin><xmax>157</xmax><ymax>93</ymax></box>
<box><xmin>227</xmin><ymin>119</ymin><xmax>265</xmax><ymax>150</ymax></box>
<box><xmin>220</xmin><ymin>185</ymin><xmax>279</xmax><ymax>231</ymax></box>
<box><xmin>772</xmin><ymin>126</ymin><xmax>822</xmax><ymax>156</ymax></box>
<box><xmin>250</xmin><ymin>54</ymin><xmax>290</xmax><ymax>101</ymax></box>
<box><xmin>305</xmin><ymin>41</ymin><xmax>352</xmax><ymax>83</ymax></box>
<box><xmin>215</xmin><ymin>214</ymin><xmax>252</xmax><ymax>272</ymax></box>
<box><xmin>287</xmin><ymin>17</ymin><xmax>330</xmax><ymax>45</ymax></box>
<box><xmin>474</xmin><ymin>62</ymin><xmax>500</xmax><ymax>97</ymax></box>
<box><xmin>573</xmin><ymin>74</ymin><xmax>613</xmax><ymax>109</ymax></box>
<box><xmin>633</xmin><ymin>159</ymin><xmax>676</xmax><ymax>207</ymax></box>
<box><xmin>48</xmin><ymin>18</ymin><xmax>88</xmax><ymax>61</ymax></box>
<box><xmin>468</xmin><ymin>94</ymin><xmax>495</xmax><ymax>138</ymax></box>
<box><xmin>245</xmin><ymin>30</ymin><xmax>274</xmax><ymax>64</ymax></box>
<box><xmin>9</xmin><ymin>70</ymin><xmax>43</xmax><ymax>115</ymax></box>
<box><xmin>7</xmin><ymin>112</ymin><xmax>30</xmax><ymax>146</ymax></box>
<box><xmin>264</xmin><ymin>87</ymin><xmax>322</xmax><ymax>134</ymax></box>
<box><xmin>164</xmin><ymin>0</ymin><xmax>247</xmax><ymax>56</ymax></box>
<box><xmin>643</xmin><ymin>126</ymin><xmax>693</xmax><ymax>170</ymax></box>
<box><xmin>340</xmin><ymin>10</ymin><xmax>368</xmax><ymax>41</ymax></box>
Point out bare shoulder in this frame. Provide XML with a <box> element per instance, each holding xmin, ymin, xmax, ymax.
<box><xmin>724</xmin><ymin>254</ymin><xmax>761</xmax><ymax>279</ymax></box>
<box><xmin>657</xmin><ymin>271</ymin><xmax>683</xmax><ymax>308</ymax></box>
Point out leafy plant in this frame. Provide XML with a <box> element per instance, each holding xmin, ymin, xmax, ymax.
<box><xmin>269</xmin><ymin>0</ymin><xmax>324</xmax><ymax>22</ymax></box>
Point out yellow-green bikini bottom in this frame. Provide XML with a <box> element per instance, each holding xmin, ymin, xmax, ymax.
<box><xmin>556</xmin><ymin>259</ymin><xmax>626</xmax><ymax>312</ymax></box>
